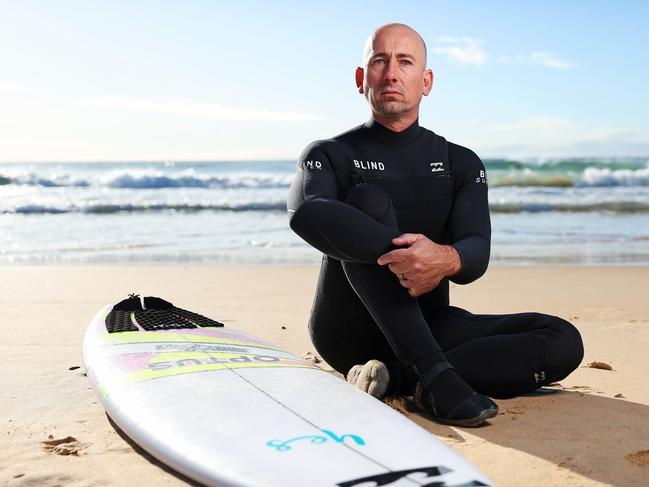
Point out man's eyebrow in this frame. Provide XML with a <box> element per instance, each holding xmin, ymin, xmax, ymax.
<box><xmin>370</xmin><ymin>51</ymin><xmax>416</xmax><ymax>60</ymax></box>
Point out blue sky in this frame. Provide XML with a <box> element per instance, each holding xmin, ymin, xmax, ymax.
<box><xmin>1</xmin><ymin>0</ymin><xmax>647</xmax><ymax>162</ymax></box>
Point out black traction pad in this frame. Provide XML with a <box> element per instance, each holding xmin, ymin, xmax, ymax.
<box><xmin>105</xmin><ymin>310</ymin><xmax>138</xmax><ymax>333</ymax></box>
<box><xmin>166</xmin><ymin>307</ymin><xmax>224</xmax><ymax>328</ymax></box>
<box><xmin>105</xmin><ymin>295</ymin><xmax>141</xmax><ymax>333</ymax></box>
<box><xmin>143</xmin><ymin>296</ymin><xmax>224</xmax><ymax>328</ymax></box>
<box><xmin>132</xmin><ymin>309</ymin><xmax>197</xmax><ymax>331</ymax></box>
<box><xmin>105</xmin><ymin>295</ymin><xmax>224</xmax><ymax>333</ymax></box>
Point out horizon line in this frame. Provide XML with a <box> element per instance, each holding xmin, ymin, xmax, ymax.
<box><xmin>2</xmin><ymin>155</ymin><xmax>649</xmax><ymax>164</ymax></box>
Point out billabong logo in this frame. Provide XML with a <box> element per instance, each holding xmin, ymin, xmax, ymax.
<box><xmin>534</xmin><ymin>371</ymin><xmax>546</xmax><ymax>383</ymax></box>
<box><xmin>476</xmin><ymin>170</ymin><xmax>487</xmax><ymax>184</ymax></box>
<box><xmin>337</xmin><ymin>465</ymin><xmax>489</xmax><ymax>487</ymax></box>
<box><xmin>353</xmin><ymin>159</ymin><xmax>385</xmax><ymax>171</ymax></box>
<box><xmin>430</xmin><ymin>162</ymin><xmax>444</xmax><ymax>172</ymax></box>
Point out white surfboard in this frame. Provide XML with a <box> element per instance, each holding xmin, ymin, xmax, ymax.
<box><xmin>83</xmin><ymin>300</ymin><xmax>494</xmax><ymax>487</ymax></box>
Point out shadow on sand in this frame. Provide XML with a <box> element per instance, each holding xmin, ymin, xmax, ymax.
<box><xmin>107</xmin><ymin>414</ymin><xmax>204</xmax><ymax>486</ymax></box>
<box><xmin>400</xmin><ymin>385</ymin><xmax>649</xmax><ymax>486</ymax></box>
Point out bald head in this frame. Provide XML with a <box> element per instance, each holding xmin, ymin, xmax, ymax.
<box><xmin>355</xmin><ymin>23</ymin><xmax>433</xmax><ymax>131</ymax></box>
<box><xmin>362</xmin><ymin>23</ymin><xmax>427</xmax><ymax>68</ymax></box>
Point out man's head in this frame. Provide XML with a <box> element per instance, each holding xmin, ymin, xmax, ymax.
<box><xmin>355</xmin><ymin>24</ymin><xmax>433</xmax><ymax>127</ymax></box>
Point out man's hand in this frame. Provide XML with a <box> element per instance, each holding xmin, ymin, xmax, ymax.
<box><xmin>377</xmin><ymin>234</ymin><xmax>461</xmax><ymax>297</ymax></box>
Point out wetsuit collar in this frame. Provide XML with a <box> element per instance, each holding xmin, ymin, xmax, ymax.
<box><xmin>365</xmin><ymin>118</ymin><xmax>422</xmax><ymax>147</ymax></box>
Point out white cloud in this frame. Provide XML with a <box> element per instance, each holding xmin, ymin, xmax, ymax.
<box><xmin>492</xmin><ymin>116</ymin><xmax>575</xmax><ymax>132</ymax></box>
<box><xmin>430</xmin><ymin>40</ymin><xmax>572</xmax><ymax>71</ymax></box>
<box><xmin>0</xmin><ymin>137</ymin><xmax>77</xmax><ymax>147</ymax></box>
<box><xmin>77</xmin><ymin>97</ymin><xmax>323</xmax><ymax>122</ymax></box>
<box><xmin>529</xmin><ymin>51</ymin><xmax>573</xmax><ymax>70</ymax></box>
<box><xmin>0</xmin><ymin>80</ymin><xmax>22</xmax><ymax>93</ymax></box>
<box><xmin>496</xmin><ymin>52</ymin><xmax>573</xmax><ymax>70</ymax></box>
<box><xmin>460</xmin><ymin>115</ymin><xmax>649</xmax><ymax>157</ymax></box>
<box><xmin>578</xmin><ymin>126</ymin><xmax>649</xmax><ymax>144</ymax></box>
<box><xmin>490</xmin><ymin>116</ymin><xmax>649</xmax><ymax>145</ymax></box>
<box><xmin>430</xmin><ymin>37</ymin><xmax>487</xmax><ymax>67</ymax></box>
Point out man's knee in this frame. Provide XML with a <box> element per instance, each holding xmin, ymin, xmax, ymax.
<box><xmin>540</xmin><ymin>314</ymin><xmax>584</xmax><ymax>378</ymax></box>
<box><xmin>345</xmin><ymin>184</ymin><xmax>397</xmax><ymax>226</ymax></box>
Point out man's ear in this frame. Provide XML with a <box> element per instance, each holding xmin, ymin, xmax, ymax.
<box><xmin>422</xmin><ymin>68</ymin><xmax>433</xmax><ymax>96</ymax></box>
<box><xmin>355</xmin><ymin>67</ymin><xmax>364</xmax><ymax>94</ymax></box>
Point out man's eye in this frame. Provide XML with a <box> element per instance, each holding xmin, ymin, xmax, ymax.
<box><xmin>373</xmin><ymin>59</ymin><xmax>385</xmax><ymax>65</ymax></box>
<box><xmin>400</xmin><ymin>59</ymin><xmax>413</xmax><ymax>65</ymax></box>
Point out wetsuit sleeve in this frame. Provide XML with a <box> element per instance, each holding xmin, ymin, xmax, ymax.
<box><xmin>287</xmin><ymin>142</ymin><xmax>400</xmax><ymax>263</ymax></box>
<box><xmin>287</xmin><ymin>142</ymin><xmax>339</xmax><ymax>205</ymax></box>
<box><xmin>447</xmin><ymin>145</ymin><xmax>491</xmax><ymax>284</ymax></box>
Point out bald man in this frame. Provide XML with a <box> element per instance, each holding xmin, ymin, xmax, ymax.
<box><xmin>287</xmin><ymin>24</ymin><xmax>583</xmax><ymax>427</ymax></box>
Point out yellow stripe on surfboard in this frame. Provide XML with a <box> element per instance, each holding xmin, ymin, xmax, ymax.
<box><xmin>96</xmin><ymin>330</ymin><xmax>281</xmax><ymax>351</ymax></box>
<box><xmin>125</xmin><ymin>360</ymin><xmax>319</xmax><ymax>383</ymax></box>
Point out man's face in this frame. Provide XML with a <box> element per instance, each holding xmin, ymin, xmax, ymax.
<box><xmin>357</xmin><ymin>26</ymin><xmax>432</xmax><ymax>118</ymax></box>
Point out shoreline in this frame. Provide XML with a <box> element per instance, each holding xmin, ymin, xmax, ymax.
<box><xmin>2</xmin><ymin>266</ymin><xmax>649</xmax><ymax>486</ymax></box>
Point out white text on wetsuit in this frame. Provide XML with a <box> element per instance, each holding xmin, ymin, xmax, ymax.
<box><xmin>354</xmin><ymin>159</ymin><xmax>385</xmax><ymax>171</ymax></box>
<box><xmin>303</xmin><ymin>160</ymin><xmax>322</xmax><ymax>170</ymax></box>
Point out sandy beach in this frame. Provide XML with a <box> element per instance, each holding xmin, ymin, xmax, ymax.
<box><xmin>2</xmin><ymin>265</ymin><xmax>648</xmax><ymax>486</ymax></box>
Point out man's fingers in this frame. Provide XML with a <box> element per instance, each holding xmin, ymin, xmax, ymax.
<box><xmin>392</xmin><ymin>233</ymin><xmax>421</xmax><ymax>247</ymax></box>
<box><xmin>398</xmin><ymin>277</ymin><xmax>418</xmax><ymax>289</ymax></box>
<box><xmin>388</xmin><ymin>262</ymin><xmax>409</xmax><ymax>275</ymax></box>
<box><xmin>377</xmin><ymin>248</ymin><xmax>409</xmax><ymax>266</ymax></box>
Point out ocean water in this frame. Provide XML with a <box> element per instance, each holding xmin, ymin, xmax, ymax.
<box><xmin>1</xmin><ymin>158</ymin><xmax>648</xmax><ymax>265</ymax></box>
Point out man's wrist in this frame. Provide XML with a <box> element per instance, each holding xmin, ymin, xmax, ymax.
<box><xmin>443</xmin><ymin>245</ymin><xmax>462</xmax><ymax>277</ymax></box>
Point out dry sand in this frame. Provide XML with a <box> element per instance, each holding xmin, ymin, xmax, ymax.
<box><xmin>1</xmin><ymin>266</ymin><xmax>648</xmax><ymax>486</ymax></box>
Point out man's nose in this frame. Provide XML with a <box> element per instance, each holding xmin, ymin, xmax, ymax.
<box><xmin>383</xmin><ymin>59</ymin><xmax>398</xmax><ymax>82</ymax></box>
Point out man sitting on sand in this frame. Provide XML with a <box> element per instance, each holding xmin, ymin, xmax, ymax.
<box><xmin>287</xmin><ymin>23</ymin><xmax>583</xmax><ymax>427</ymax></box>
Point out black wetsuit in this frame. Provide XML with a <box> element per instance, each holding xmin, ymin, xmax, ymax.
<box><xmin>287</xmin><ymin>119</ymin><xmax>583</xmax><ymax>399</ymax></box>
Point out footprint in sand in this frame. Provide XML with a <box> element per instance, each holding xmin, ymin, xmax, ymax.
<box><xmin>302</xmin><ymin>351</ymin><xmax>322</xmax><ymax>364</ymax></box>
<box><xmin>383</xmin><ymin>396</ymin><xmax>416</xmax><ymax>415</ymax></box>
<box><xmin>41</xmin><ymin>435</ymin><xmax>89</xmax><ymax>456</ymax></box>
<box><xmin>585</xmin><ymin>361</ymin><xmax>613</xmax><ymax>370</ymax></box>
<box><xmin>625</xmin><ymin>450</ymin><xmax>649</xmax><ymax>467</ymax></box>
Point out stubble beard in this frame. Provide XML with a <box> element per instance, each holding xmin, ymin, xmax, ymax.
<box><xmin>366</xmin><ymin>87</ymin><xmax>416</xmax><ymax>119</ymax></box>
<box><xmin>374</xmin><ymin>99</ymin><xmax>413</xmax><ymax>117</ymax></box>
<box><xmin>374</xmin><ymin>100</ymin><xmax>413</xmax><ymax>118</ymax></box>
<box><xmin>377</xmin><ymin>101</ymin><xmax>402</xmax><ymax>114</ymax></box>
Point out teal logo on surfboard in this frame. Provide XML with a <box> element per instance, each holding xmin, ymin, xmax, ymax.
<box><xmin>267</xmin><ymin>429</ymin><xmax>365</xmax><ymax>452</ymax></box>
